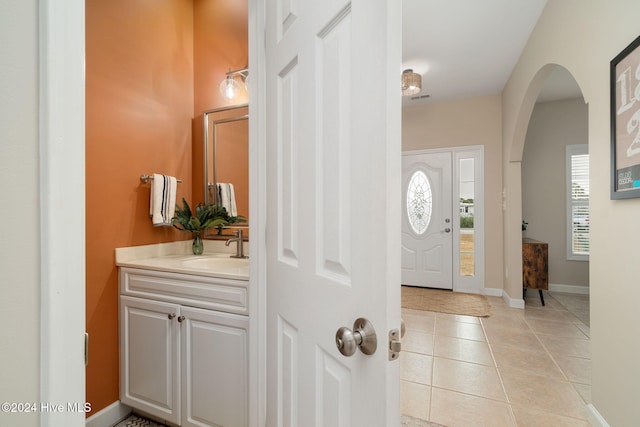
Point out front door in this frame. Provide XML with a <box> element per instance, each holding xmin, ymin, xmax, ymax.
<box><xmin>401</xmin><ymin>151</ymin><xmax>453</xmax><ymax>289</ymax></box>
<box><xmin>264</xmin><ymin>0</ymin><xmax>402</xmax><ymax>425</ymax></box>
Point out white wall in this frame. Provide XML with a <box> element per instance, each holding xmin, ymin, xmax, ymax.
<box><xmin>522</xmin><ymin>98</ymin><xmax>589</xmax><ymax>289</ymax></box>
<box><xmin>503</xmin><ymin>0</ymin><xmax>640</xmax><ymax>423</ymax></box>
<box><xmin>402</xmin><ymin>95</ymin><xmax>504</xmax><ymax>292</ymax></box>
<box><xmin>0</xmin><ymin>1</ymin><xmax>40</xmax><ymax>426</ymax></box>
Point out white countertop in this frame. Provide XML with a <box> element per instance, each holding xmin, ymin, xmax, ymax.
<box><xmin>115</xmin><ymin>240</ymin><xmax>249</xmax><ymax>281</ymax></box>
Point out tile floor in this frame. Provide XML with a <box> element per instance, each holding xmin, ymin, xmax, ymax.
<box><xmin>400</xmin><ymin>291</ymin><xmax>591</xmax><ymax>427</ymax></box>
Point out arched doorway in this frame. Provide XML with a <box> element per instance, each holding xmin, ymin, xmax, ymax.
<box><xmin>520</xmin><ymin>65</ymin><xmax>590</xmax><ymax>321</ymax></box>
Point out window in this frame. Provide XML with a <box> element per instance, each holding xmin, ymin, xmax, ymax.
<box><xmin>406</xmin><ymin>170</ymin><xmax>432</xmax><ymax>235</ymax></box>
<box><xmin>566</xmin><ymin>145</ymin><xmax>589</xmax><ymax>260</ymax></box>
<box><xmin>459</xmin><ymin>158</ymin><xmax>475</xmax><ymax>276</ymax></box>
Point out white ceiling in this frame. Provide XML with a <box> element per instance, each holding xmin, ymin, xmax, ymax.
<box><xmin>402</xmin><ymin>0</ymin><xmax>582</xmax><ymax>106</ymax></box>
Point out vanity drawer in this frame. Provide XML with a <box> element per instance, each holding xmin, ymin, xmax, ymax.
<box><xmin>120</xmin><ymin>267</ymin><xmax>248</xmax><ymax>315</ymax></box>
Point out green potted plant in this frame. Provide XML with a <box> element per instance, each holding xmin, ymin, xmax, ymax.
<box><xmin>205</xmin><ymin>204</ymin><xmax>247</xmax><ymax>236</ymax></box>
<box><xmin>172</xmin><ymin>198</ymin><xmax>244</xmax><ymax>255</ymax></box>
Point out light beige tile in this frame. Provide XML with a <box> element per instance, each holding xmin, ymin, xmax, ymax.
<box><xmin>524</xmin><ymin>306</ymin><xmax>571</xmax><ymax>322</ymax></box>
<box><xmin>403</xmin><ymin>330</ymin><xmax>434</xmax><ymax>355</ymax></box>
<box><xmin>538</xmin><ymin>296</ymin><xmax>569</xmax><ymax>310</ymax></box>
<box><xmin>500</xmin><ymin>370</ymin><xmax>588</xmax><ymax>420</ymax></box>
<box><xmin>569</xmin><ymin>309</ymin><xmax>590</xmax><ymax>326</ymax></box>
<box><xmin>491</xmin><ymin>343</ymin><xmax>565</xmax><ymax>380</ymax></box>
<box><xmin>433</xmin><ymin>335</ymin><xmax>494</xmax><ymax>366</ymax></box>
<box><xmin>430</xmin><ymin>388</ymin><xmax>516</xmax><ymax>427</ymax></box>
<box><xmin>554</xmin><ymin>355</ymin><xmax>591</xmax><ymax>385</ymax></box>
<box><xmin>484</xmin><ymin>326</ymin><xmax>546</xmax><ymax>352</ymax></box>
<box><xmin>432</xmin><ymin>357</ymin><xmax>506</xmax><ymax>401</ymax></box>
<box><xmin>487</xmin><ymin>302</ymin><xmax>526</xmax><ymax>317</ymax></box>
<box><xmin>525</xmin><ymin>318</ymin><xmax>589</xmax><ymax>339</ymax></box>
<box><xmin>572</xmin><ymin>383</ymin><xmax>591</xmax><ymax>404</ymax></box>
<box><xmin>400</xmin><ymin>351</ymin><xmax>432</xmax><ymax>385</ymax></box>
<box><xmin>400</xmin><ymin>380</ymin><xmax>430</xmax><ymax>421</ymax></box>
<box><xmin>511</xmin><ymin>405</ymin><xmax>589</xmax><ymax>427</ymax></box>
<box><xmin>575</xmin><ymin>322</ymin><xmax>590</xmax><ymax>337</ymax></box>
<box><xmin>434</xmin><ymin>318</ymin><xmax>486</xmax><ymax>342</ymax></box>
<box><xmin>403</xmin><ymin>310</ymin><xmax>436</xmax><ymax>334</ymax></box>
<box><xmin>435</xmin><ymin>312</ymin><xmax>480</xmax><ymax>324</ymax></box>
<box><xmin>538</xmin><ymin>335</ymin><xmax>590</xmax><ymax>359</ymax></box>
<box><xmin>401</xmin><ymin>293</ymin><xmax>592</xmax><ymax>426</ymax></box>
<box><xmin>481</xmin><ymin>313</ymin><xmax>529</xmax><ymax>331</ymax></box>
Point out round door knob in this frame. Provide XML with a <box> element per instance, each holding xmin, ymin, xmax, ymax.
<box><xmin>335</xmin><ymin>327</ymin><xmax>358</xmax><ymax>356</ymax></box>
<box><xmin>168</xmin><ymin>313</ymin><xmax>176</xmax><ymax>320</ymax></box>
<box><xmin>177</xmin><ymin>315</ymin><xmax>186</xmax><ymax>323</ymax></box>
<box><xmin>335</xmin><ymin>318</ymin><xmax>377</xmax><ymax>357</ymax></box>
<box><xmin>444</xmin><ymin>228</ymin><xmax>451</xmax><ymax>233</ymax></box>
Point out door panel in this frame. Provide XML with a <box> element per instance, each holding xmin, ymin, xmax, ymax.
<box><xmin>402</xmin><ymin>152</ymin><xmax>453</xmax><ymax>289</ymax></box>
<box><xmin>265</xmin><ymin>0</ymin><xmax>401</xmax><ymax>425</ymax></box>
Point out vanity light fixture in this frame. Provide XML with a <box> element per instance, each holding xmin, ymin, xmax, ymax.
<box><xmin>219</xmin><ymin>67</ymin><xmax>249</xmax><ymax>101</ymax></box>
<box><xmin>401</xmin><ymin>69</ymin><xmax>422</xmax><ymax>96</ymax></box>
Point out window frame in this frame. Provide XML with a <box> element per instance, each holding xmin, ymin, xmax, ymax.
<box><xmin>566</xmin><ymin>144</ymin><xmax>590</xmax><ymax>261</ymax></box>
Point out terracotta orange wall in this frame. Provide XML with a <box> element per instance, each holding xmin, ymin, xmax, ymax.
<box><xmin>86</xmin><ymin>0</ymin><xmax>248</xmax><ymax>415</ymax></box>
<box><xmin>85</xmin><ymin>0</ymin><xmax>194</xmax><ymax>414</ymax></box>
<box><xmin>192</xmin><ymin>0</ymin><xmax>248</xmax><ymax>204</ymax></box>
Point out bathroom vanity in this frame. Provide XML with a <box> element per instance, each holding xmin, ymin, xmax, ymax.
<box><xmin>116</xmin><ymin>242</ymin><xmax>249</xmax><ymax>427</ymax></box>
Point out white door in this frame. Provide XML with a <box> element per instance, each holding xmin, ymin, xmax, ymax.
<box><xmin>401</xmin><ymin>152</ymin><xmax>453</xmax><ymax>289</ymax></box>
<box><xmin>264</xmin><ymin>0</ymin><xmax>402</xmax><ymax>425</ymax></box>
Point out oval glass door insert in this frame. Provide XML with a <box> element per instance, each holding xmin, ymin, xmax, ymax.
<box><xmin>406</xmin><ymin>170</ymin><xmax>432</xmax><ymax>235</ymax></box>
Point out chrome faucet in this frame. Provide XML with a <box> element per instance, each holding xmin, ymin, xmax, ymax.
<box><xmin>225</xmin><ymin>229</ymin><xmax>248</xmax><ymax>259</ymax></box>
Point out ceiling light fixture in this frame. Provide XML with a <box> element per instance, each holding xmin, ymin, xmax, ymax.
<box><xmin>219</xmin><ymin>67</ymin><xmax>249</xmax><ymax>101</ymax></box>
<box><xmin>401</xmin><ymin>69</ymin><xmax>422</xmax><ymax>96</ymax></box>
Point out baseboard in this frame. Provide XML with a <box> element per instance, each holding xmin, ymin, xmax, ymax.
<box><xmin>85</xmin><ymin>401</ymin><xmax>131</xmax><ymax>427</ymax></box>
<box><xmin>549</xmin><ymin>283</ymin><xmax>590</xmax><ymax>295</ymax></box>
<box><xmin>482</xmin><ymin>287</ymin><xmax>502</xmax><ymax>298</ymax></box>
<box><xmin>502</xmin><ymin>290</ymin><xmax>524</xmax><ymax>309</ymax></box>
<box><xmin>587</xmin><ymin>404</ymin><xmax>610</xmax><ymax>427</ymax></box>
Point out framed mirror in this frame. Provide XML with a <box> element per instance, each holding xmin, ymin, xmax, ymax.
<box><xmin>203</xmin><ymin>104</ymin><xmax>249</xmax><ymax>239</ymax></box>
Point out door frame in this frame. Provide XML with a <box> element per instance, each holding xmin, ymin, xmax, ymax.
<box><xmin>40</xmin><ymin>1</ymin><xmax>86</xmax><ymax>425</ymax></box>
<box><xmin>402</xmin><ymin>145</ymin><xmax>485</xmax><ymax>294</ymax></box>
<box><xmin>248</xmin><ymin>0</ymin><xmax>266</xmax><ymax>424</ymax></box>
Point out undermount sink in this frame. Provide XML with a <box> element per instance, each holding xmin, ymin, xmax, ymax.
<box><xmin>179</xmin><ymin>255</ymin><xmax>249</xmax><ymax>271</ymax></box>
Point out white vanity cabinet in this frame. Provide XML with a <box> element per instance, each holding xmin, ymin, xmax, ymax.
<box><xmin>119</xmin><ymin>266</ymin><xmax>249</xmax><ymax>427</ymax></box>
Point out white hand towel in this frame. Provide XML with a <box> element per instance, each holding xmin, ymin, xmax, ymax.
<box><xmin>216</xmin><ymin>182</ymin><xmax>238</xmax><ymax>217</ymax></box>
<box><xmin>150</xmin><ymin>173</ymin><xmax>177</xmax><ymax>226</ymax></box>
<box><xmin>228</xmin><ymin>183</ymin><xmax>237</xmax><ymax>217</ymax></box>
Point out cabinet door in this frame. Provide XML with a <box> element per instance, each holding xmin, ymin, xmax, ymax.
<box><xmin>120</xmin><ymin>296</ymin><xmax>180</xmax><ymax>424</ymax></box>
<box><xmin>180</xmin><ymin>306</ymin><xmax>249</xmax><ymax>427</ymax></box>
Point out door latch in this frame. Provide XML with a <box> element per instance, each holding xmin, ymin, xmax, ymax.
<box><xmin>388</xmin><ymin>319</ymin><xmax>406</xmax><ymax>361</ymax></box>
<box><xmin>388</xmin><ymin>328</ymin><xmax>402</xmax><ymax>360</ymax></box>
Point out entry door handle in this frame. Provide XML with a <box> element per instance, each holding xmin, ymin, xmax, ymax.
<box><xmin>335</xmin><ymin>318</ymin><xmax>377</xmax><ymax>357</ymax></box>
<box><xmin>444</xmin><ymin>227</ymin><xmax>451</xmax><ymax>233</ymax></box>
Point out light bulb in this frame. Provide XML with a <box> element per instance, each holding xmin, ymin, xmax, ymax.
<box><xmin>243</xmin><ymin>74</ymin><xmax>249</xmax><ymax>92</ymax></box>
<box><xmin>219</xmin><ymin>76</ymin><xmax>240</xmax><ymax>101</ymax></box>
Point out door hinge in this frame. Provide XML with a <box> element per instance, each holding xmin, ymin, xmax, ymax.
<box><xmin>388</xmin><ymin>328</ymin><xmax>401</xmax><ymax>361</ymax></box>
<box><xmin>84</xmin><ymin>332</ymin><xmax>89</xmax><ymax>366</ymax></box>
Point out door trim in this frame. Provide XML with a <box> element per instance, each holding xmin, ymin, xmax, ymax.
<box><xmin>402</xmin><ymin>146</ymin><xmax>485</xmax><ymax>294</ymax></box>
<box><xmin>248</xmin><ymin>0</ymin><xmax>265</xmax><ymax>425</ymax></box>
<box><xmin>40</xmin><ymin>1</ymin><xmax>86</xmax><ymax>424</ymax></box>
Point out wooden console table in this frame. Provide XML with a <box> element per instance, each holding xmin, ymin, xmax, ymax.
<box><xmin>522</xmin><ymin>238</ymin><xmax>548</xmax><ymax>305</ymax></box>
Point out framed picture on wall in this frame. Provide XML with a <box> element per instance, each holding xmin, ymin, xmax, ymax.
<box><xmin>611</xmin><ymin>34</ymin><xmax>640</xmax><ymax>199</ymax></box>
